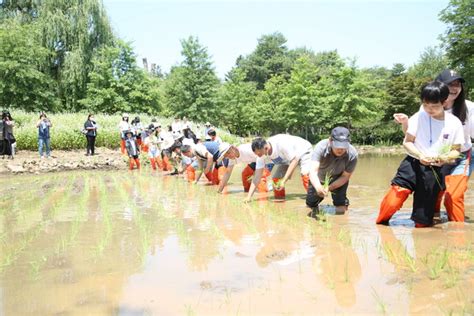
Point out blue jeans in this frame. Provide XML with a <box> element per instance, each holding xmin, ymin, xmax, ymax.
<box><xmin>39</xmin><ymin>138</ymin><xmax>51</xmax><ymax>157</ymax></box>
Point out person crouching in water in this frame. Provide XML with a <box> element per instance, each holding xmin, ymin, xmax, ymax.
<box><xmin>306</xmin><ymin>127</ymin><xmax>358</xmax><ymax>218</ymax></box>
<box><xmin>376</xmin><ymin>81</ymin><xmax>464</xmax><ymax>227</ymax></box>
<box><xmin>125</xmin><ymin>130</ymin><xmax>141</xmax><ymax>170</ymax></box>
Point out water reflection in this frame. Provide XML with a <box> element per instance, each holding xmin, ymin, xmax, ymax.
<box><xmin>0</xmin><ymin>154</ymin><xmax>473</xmax><ymax>315</ymax></box>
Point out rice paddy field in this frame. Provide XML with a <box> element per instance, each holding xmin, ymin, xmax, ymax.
<box><xmin>0</xmin><ymin>154</ymin><xmax>473</xmax><ymax>315</ymax></box>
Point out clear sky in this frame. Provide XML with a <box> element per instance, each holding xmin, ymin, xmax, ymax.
<box><xmin>102</xmin><ymin>0</ymin><xmax>449</xmax><ymax>78</ymax></box>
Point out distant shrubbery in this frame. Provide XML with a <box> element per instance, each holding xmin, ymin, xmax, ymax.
<box><xmin>11</xmin><ymin>111</ymin><xmax>240</xmax><ymax>151</ymax></box>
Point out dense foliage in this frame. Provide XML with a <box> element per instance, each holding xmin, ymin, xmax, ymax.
<box><xmin>0</xmin><ymin>0</ymin><xmax>471</xmax><ymax>145</ymax></box>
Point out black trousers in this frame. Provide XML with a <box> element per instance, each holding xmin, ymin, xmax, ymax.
<box><xmin>392</xmin><ymin>156</ymin><xmax>444</xmax><ymax>226</ymax></box>
<box><xmin>306</xmin><ymin>179</ymin><xmax>349</xmax><ymax>209</ymax></box>
<box><xmin>86</xmin><ymin>136</ymin><xmax>96</xmax><ymax>155</ymax></box>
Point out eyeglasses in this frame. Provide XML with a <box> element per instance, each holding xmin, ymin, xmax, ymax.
<box><xmin>448</xmin><ymin>80</ymin><xmax>462</xmax><ymax>88</ymax></box>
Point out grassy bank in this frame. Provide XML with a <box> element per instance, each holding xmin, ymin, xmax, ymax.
<box><xmin>10</xmin><ymin>111</ymin><xmax>241</xmax><ymax>151</ymax></box>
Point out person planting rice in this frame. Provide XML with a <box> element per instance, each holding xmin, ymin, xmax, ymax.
<box><xmin>376</xmin><ymin>81</ymin><xmax>464</xmax><ymax>227</ymax></box>
<box><xmin>180</xmin><ymin>141</ymin><xmax>223</xmax><ymax>184</ymax></box>
<box><xmin>394</xmin><ymin>69</ymin><xmax>474</xmax><ymax>222</ymax></box>
<box><xmin>216</xmin><ymin>142</ymin><xmax>271</xmax><ymax>200</ymax></box>
<box><xmin>125</xmin><ymin>130</ymin><xmax>140</xmax><ymax>170</ymax></box>
<box><xmin>306</xmin><ymin>127</ymin><xmax>358</xmax><ymax>218</ymax></box>
<box><xmin>251</xmin><ymin>134</ymin><xmax>312</xmax><ymax>200</ymax></box>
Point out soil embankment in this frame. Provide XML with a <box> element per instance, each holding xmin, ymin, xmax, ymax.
<box><xmin>0</xmin><ymin>148</ymin><xmax>126</xmax><ymax>175</ymax></box>
<box><xmin>0</xmin><ymin>145</ymin><xmax>405</xmax><ymax>175</ymax></box>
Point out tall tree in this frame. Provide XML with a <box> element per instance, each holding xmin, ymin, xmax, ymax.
<box><xmin>164</xmin><ymin>36</ymin><xmax>220</xmax><ymax>122</ymax></box>
<box><xmin>235</xmin><ymin>32</ymin><xmax>292</xmax><ymax>89</ymax></box>
<box><xmin>79</xmin><ymin>41</ymin><xmax>162</xmax><ymax>114</ymax></box>
<box><xmin>0</xmin><ymin>20</ymin><xmax>58</xmax><ymax>111</ymax></box>
<box><xmin>439</xmin><ymin>0</ymin><xmax>474</xmax><ymax>93</ymax></box>
<box><xmin>409</xmin><ymin>46</ymin><xmax>448</xmax><ymax>80</ymax></box>
<box><xmin>218</xmin><ymin>68</ymin><xmax>257</xmax><ymax>135</ymax></box>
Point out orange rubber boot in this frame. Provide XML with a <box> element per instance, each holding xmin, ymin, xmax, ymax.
<box><xmin>129</xmin><ymin>158</ymin><xmax>135</xmax><ymax>170</ymax></box>
<box><xmin>301</xmin><ymin>174</ymin><xmax>310</xmax><ymax>192</ymax></box>
<box><xmin>121</xmin><ymin>139</ymin><xmax>126</xmax><ymax>154</ymax></box>
<box><xmin>135</xmin><ymin>158</ymin><xmax>141</xmax><ymax>169</ymax></box>
<box><xmin>257</xmin><ymin>168</ymin><xmax>271</xmax><ymax>192</ymax></box>
<box><xmin>218</xmin><ymin>166</ymin><xmax>227</xmax><ymax>185</ymax></box>
<box><xmin>376</xmin><ymin>185</ymin><xmax>411</xmax><ymax>224</ymax></box>
<box><xmin>273</xmin><ymin>177</ymin><xmax>286</xmax><ymax>199</ymax></box>
<box><xmin>205</xmin><ymin>171</ymin><xmax>213</xmax><ymax>183</ymax></box>
<box><xmin>241</xmin><ymin>165</ymin><xmax>254</xmax><ymax>192</ymax></box>
<box><xmin>162</xmin><ymin>156</ymin><xmax>171</xmax><ymax>171</ymax></box>
<box><xmin>186</xmin><ymin>165</ymin><xmax>196</xmax><ymax>182</ymax></box>
<box><xmin>150</xmin><ymin>158</ymin><xmax>157</xmax><ymax>170</ymax></box>
<box><xmin>444</xmin><ymin>174</ymin><xmax>468</xmax><ymax>222</ymax></box>
<box><xmin>212</xmin><ymin>167</ymin><xmax>220</xmax><ymax>185</ymax></box>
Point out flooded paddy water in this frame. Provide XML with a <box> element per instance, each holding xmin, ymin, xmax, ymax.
<box><xmin>0</xmin><ymin>154</ymin><xmax>473</xmax><ymax>315</ymax></box>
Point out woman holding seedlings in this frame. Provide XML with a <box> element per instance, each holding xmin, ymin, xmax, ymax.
<box><xmin>84</xmin><ymin>114</ymin><xmax>98</xmax><ymax>156</ymax></box>
<box><xmin>377</xmin><ymin>81</ymin><xmax>464</xmax><ymax>227</ymax></box>
<box><xmin>306</xmin><ymin>127</ymin><xmax>358</xmax><ymax>217</ymax></box>
<box><xmin>394</xmin><ymin>70</ymin><xmax>474</xmax><ymax>222</ymax></box>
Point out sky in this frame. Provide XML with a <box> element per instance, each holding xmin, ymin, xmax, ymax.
<box><xmin>102</xmin><ymin>0</ymin><xmax>449</xmax><ymax>78</ymax></box>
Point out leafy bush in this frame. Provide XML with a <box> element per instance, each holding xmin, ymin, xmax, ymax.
<box><xmin>10</xmin><ymin>111</ymin><xmax>237</xmax><ymax>151</ymax></box>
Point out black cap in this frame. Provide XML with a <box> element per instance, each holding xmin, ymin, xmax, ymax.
<box><xmin>331</xmin><ymin>127</ymin><xmax>350</xmax><ymax>149</ymax></box>
<box><xmin>436</xmin><ymin>69</ymin><xmax>465</xmax><ymax>84</ymax></box>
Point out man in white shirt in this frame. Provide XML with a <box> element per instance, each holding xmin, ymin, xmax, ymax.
<box><xmin>251</xmin><ymin>134</ymin><xmax>313</xmax><ymax>199</ymax></box>
<box><xmin>216</xmin><ymin>143</ymin><xmax>271</xmax><ymax>199</ymax></box>
<box><xmin>376</xmin><ymin>81</ymin><xmax>464</xmax><ymax>227</ymax></box>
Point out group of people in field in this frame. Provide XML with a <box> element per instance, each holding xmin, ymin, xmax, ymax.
<box><xmin>118</xmin><ymin>69</ymin><xmax>473</xmax><ymax>227</ymax></box>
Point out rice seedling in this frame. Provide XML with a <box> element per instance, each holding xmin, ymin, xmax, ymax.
<box><xmin>184</xmin><ymin>304</ymin><xmax>195</xmax><ymax>316</ymax></box>
<box><xmin>401</xmin><ymin>247</ymin><xmax>418</xmax><ymax>273</ymax></box>
<box><xmin>422</xmin><ymin>247</ymin><xmax>450</xmax><ymax>280</ymax></box>
<box><xmin>323</xmin><ymin>172</ymin><xmax>332</xmax><ymax>191</ymax></box>
<box><xmin>371</xmin><ymin>286</ymin><xmax>387</xmax><ymax>314</ymax></box>
<box><xmin>443</xmin><ymin>264</ymin><xmax>459</xmax><ymax>289</ymax></box>
<box><xmin>337</xmin><ymin>228</ymin><xmax>352</xmax><ymax>247</ymax></box>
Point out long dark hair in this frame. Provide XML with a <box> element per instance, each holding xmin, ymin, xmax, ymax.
<box><xmin>183</xmin><ymin>128</ymin><xmax>198</xmax><ymax>144</ymax></box>
<box><xmin>87</xmin><ymin>113</ymin><xmax>94</xmax><ymax>121</ymax></box>
<box><xmin>452</xmin><ymin>83</ymin><xmax>467</xmax><ymax>124</ymax></box>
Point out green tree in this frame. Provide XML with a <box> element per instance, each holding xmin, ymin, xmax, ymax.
<box><xmin>218</xmin><ymin>68</ymin><xmax>257</xmax><ymax>135</ymax></box>
<box><xmin>408</xmin><ymin>46</ymin><xmax>448</xmax><ymax>80</ymax></box>
<box><xmin>254</xmin><ymin>75</ymin><xmax>288</xmax><ymax>135</ymax></box>
<box><xmin>0</xmin><ymin>20</ymin><xmax>58</xmax><ymax>111</ymax></box>
<box><xmin>282</xmin><ymin>56</ymin><xmax>319</xmax><ymax>138</ymax></box>
<box><xmin>384</xmin><ymin>64</ymin><xmax>421</xmax><ymax>120</ymax></box>
<box><xmin>79</xmin><ymin>41</ymin><xmax>161</xmax><ymax>114</ymax></box>
<box><xmin>439</xmin><ymin>0</ymin><xmax>474</xmax><ymax>92</ymax></box>
<box><xmin>235</xmin><ymin>32</ymin><xmax>293</xmax><ymax>89</ymax></box>
<box><xmin>164</xmin><ymin>36</ymin><xmax>220</xmax><ymax>122</ymax></box>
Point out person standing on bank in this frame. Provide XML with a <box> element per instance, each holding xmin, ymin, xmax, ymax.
<box><xmin>2</xmin><ymin>111</ymin><xmax>15</xmax><ymax>159</ymax></box>
<box><xmin>84</xmin><ymin>114</ymin><xmax>98</xmax><ymax>156</ymax></box>
<box><xmin>37</xmin><ymin>113</ymin><xmax>52</xmax><ymax>158</ymax></box>
<box><xmin>306</xmin><ymin>127</ymin><xmax>358</xmax><ymax>217</ymax></box>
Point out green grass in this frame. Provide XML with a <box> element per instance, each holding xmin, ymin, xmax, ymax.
<box><xmin>10</xmin><ymin>110</ymin><xmax>241</xmax><ymax>150</ymax></box>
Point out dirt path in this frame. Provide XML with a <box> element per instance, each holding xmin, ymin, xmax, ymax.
<box><xmin>0</xmin><ymin>147</ymin><xmax>127</xmax><ymax>175</ymax></box>
<box><xmin>0</xmin><ymin>145</ymin><xmax>405</xmax><ymax>175</ymax></box>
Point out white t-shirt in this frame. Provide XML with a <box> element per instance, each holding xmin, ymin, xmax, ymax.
<box><xmin>228</xmin><ymin>143</ymin><xmax>265</xmax><ymax>169</ymax></box>
<box><xmin>267</xmin><ymin>134</ymin><xmax>313</xmax><ymax>164</ymax></box>
<box><xmin>171</xmin><ymin>121</ymin><xmax>182</xmax><ymax>132</ymax></box>
<box><xmin>193</xmin><ymin>143</ymin><xmax>210</xmax><ymax>160</ymax></box>
<box><xmin>418</xmin><ymin>100</ymin><xmax>474</xmax><ymax>152</ymax></box>
<box><xmin>145</xmin><ymin>135</ymin><xmax>159</xmax><ymax>151</ymax></box>
<box><xmin>119</xmin><ymin>121</ymin><xmax>130</xmax><ymax>132</ymax></box>
<box><xmin>407</xmin><ymin>111</ymin><xmax>464</xmax><ymax>157</ymax></box>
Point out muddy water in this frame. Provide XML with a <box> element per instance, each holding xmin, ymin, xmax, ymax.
<box><xmin>0</xmin><ymin>155</ymin><xmax>473</xmax><ymax>315</ymax></box>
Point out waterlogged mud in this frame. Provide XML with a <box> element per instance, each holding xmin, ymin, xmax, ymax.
<box><xmin>0</xmin><ymin>154</ymin><xmax>473</xmax><ymax>315</ymax></box>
